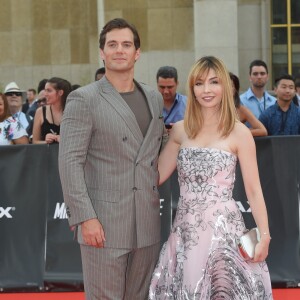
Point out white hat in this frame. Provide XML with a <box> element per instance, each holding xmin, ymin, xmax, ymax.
<box><xmin>4</xmin><ymin>82</ymin><xmax>25</xmax><ymax>94</ymax></box>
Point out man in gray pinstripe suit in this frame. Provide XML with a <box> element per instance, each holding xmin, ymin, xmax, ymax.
<box><xmin>58</xmin><ymin>18</ymin><xmax>165</xmax><ymax>299</ymax></box>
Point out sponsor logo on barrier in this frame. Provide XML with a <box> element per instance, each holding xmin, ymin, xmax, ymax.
<box><xmin>0</xmin><ymin>207</ymin><xmax>15</xmax><ymax>218</ymax></box>
<box><xmin>53</xmin><ymin>202</ymin><xmax>68</xmax><ymax>219</ymax></box>
<box><xmin>52</xmin><ymin>200</ymin><xmax>250</xmax><ymax>220</ymax></box>
<box><xmin>54</xmin><ymin>200</ymin><xmax>168</xmax><ymax>219</ymax></box>
<box><xmin>236</xmin><ymin>201</ymin><xmax>251</xmax><ymax>213</ymax></box>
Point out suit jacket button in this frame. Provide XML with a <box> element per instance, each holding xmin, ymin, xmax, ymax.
<box><xmin>132</xmin><ymin>187</ymin><xmax>137</xmax><ymax>191</ymax></box>
<box><xmin>153</xmin><ymin>186</ymin><xmax>156</xmax><ymax>190</ymax></box>
<box><xmin>123</xmin><ymin>137</ymin><xmax>127</xmax><ymax>141</ymax></box>
<box><xmin>66</xmin><ymin>206</ymin><xmax>71</xmax><ymax>218</ymax></box>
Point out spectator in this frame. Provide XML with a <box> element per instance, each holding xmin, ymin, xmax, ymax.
<box><xmin>230</xmin><ymin>72</ymin><xmax>267</xmax><ymax>136</ymax></box>
<box><xmin>292</xmin><ymin>94</ymin><xmax>299</xmax><ymax>107</ymax></box>
<box><xmin>240</xmin><ymin>60</ymin><xmax>276</xmax><ymax>119</ymax></box>
<box><xmin>22</xmin><ymin>88</ymin><xmax>37</xmax><ymax>113</ymax></box>
<box><xmin>156</xmin><ymin>66</ymin><xmax>187</xmax><ymax>131</ymax></box>
<box><xmin>4</xmin><ymin>82</ymin><xmax>33</xmax><ymax>136</ymax></box>
<box><xmin>32</xmin><ymin>77</ymin><xmax>72</xmax><ymax>144</ymax></box>
<box><xmin>0</xmin><ymin>93</ymin><xmax>28</xmax><ymax>145</ymax></box>
<box><xmin>37</xmin><ymin>79</ymin><xmax>48</xmax><ymax>93</ymax></box>
<box><xmin>36</xmin><ymin>90</ymin><xmax>47</xmax><ymax>107</ymax></box>
<box><xmin>295</xmin><ymin>77</ymin><xmax>300</xmax><ymax>104</ymax></box>
<box><xmin>71</xmin><ymin>84</ymin><xmax>81</xmax><ymax>91</ymax></box>
<box><xmin>26</xmin><ymin>79</ymin><xmax>49</xmax><ymax>118</ymax></box>
<box><xmin>259</xmin><ymin>74</ymin><xmax>299</xmax><ymax>135</ymax></box>
<box><xmin>95</xmin><ymin>67</ymin><xmax>105</xmax><ymax>80</ymax></box>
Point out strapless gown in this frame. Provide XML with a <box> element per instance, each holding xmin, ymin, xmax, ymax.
<box><xmin>149</xmin><ymin>147</ymin><xmax>273</xmax><ymax>299</ymax></box>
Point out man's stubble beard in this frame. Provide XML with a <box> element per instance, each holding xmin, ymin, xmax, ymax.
<box><xmin>252</xmin><ymin>82</ymin><xmax>266</xmax><ymax>89</ymax></box>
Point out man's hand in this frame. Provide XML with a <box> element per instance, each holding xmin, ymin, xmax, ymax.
<box><xmin>81</xmin><ymin>218</ymin><xmax>106</xmax><ymax>248</ymax></box>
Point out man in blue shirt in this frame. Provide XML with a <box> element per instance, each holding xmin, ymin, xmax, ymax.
<box><xmin>156</xmin><ymin>66</ymin><xmax>187</xmax><ymax>131</ymax></box>
<box><xmin>240</xmin><ymin>60</ymin><xmax>276</xmax><ymax>120</ymax></box>
<box><xmin>296</xmin><ymin>78</ymin><xmax>300</xmax><ymax>105</ymax></box>
<box><xmin>259</xmin><ymin>74</ymin><xmax>300</xmax><ymax>135</ymax></box>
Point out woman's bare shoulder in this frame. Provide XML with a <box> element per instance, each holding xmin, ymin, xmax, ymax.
<box><xmin>230</xmin><ymin>121</ymin><xmax>255</xmax><ymax>152</ymax></box>
<box><xmin>232</xmin><ymin>121</ymin><xmax>252</xmax><ymax>135</ymax></box>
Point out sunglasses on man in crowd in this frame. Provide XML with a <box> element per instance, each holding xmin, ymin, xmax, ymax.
<box><xmin>5</xmin><ymin>92</ymin><xmax>22</xmax><ymax>97</ymax></box>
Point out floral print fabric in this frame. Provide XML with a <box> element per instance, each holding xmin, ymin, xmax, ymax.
<box><xmin>0</xmin><ymin>116</ymin><xmax>27</xmax><ymax>145</ymax></box>
<box><xmin>149</xmin><ymin>147</ymin><xmax>273</xmax><ymax>300</ymax></box>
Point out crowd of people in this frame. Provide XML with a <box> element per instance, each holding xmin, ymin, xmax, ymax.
<box><xmin>0</xmin><ymin>78</ymin><xmax>81</xmax><ymax>145</ymax></box>
<box><xmin>2</xmin><ymin>57</ymin><xmax>300</xmax><ymax>147</ymax></box>
<box><xmin>2</xmin><ymin>16</ymin><xmax>300</xmax><ymax>300</ymax></box>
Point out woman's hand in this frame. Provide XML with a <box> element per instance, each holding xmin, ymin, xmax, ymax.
<box><xmin>45</xmin><ymin>133</ymin><xmax>58</xmax><ymax>144</ymax></box>
<box><xmin>253</xmin><ymin>237</ymin><xmax>271</xmax><ymax>262</ymax></box>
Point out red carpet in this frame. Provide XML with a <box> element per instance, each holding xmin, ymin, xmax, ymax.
<box><xmin>0</xmin><ymin>289</ymin><xmax>299</xmax><ymax>299</ymax></box>
<box><xmin>0</xmin><ymin>292</ymin><xmax>84</xmax><ymax>300</ymax></box>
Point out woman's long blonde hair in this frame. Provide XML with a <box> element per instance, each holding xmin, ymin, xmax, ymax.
<box><xmin>184</xmin><ymin>56</ymin><xmax>238</xmax><ymax>138</ymax></box>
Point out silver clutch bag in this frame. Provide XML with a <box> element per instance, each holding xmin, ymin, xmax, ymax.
<box><xmin>237</xmin><ymin>228</ymin><xmax>260</xmax><ymax>260</ymax></box>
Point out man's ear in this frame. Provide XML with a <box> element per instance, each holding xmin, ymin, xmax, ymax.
<box><xmin>135</xmin><ymin>48</ymin><xmax>141</xmax><ymax>62</ymax></box>
<box><xmin>100</xmin><ymin>49</ymin><xmax>105</xmax><ymax>61</ymax></box>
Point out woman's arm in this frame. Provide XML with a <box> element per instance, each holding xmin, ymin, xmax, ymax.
<box><xmin>13</xmin><ymin>135</ymin><xmax>29</xmax><ymax>144</ymax></box>
<box><xmin>238</xmin><ymin>106</ymin><xmax>267</xmax><ymax>137</ymax></box>
<box><xmin>158</xmin><ymin>121</ymin><xmax>182</xmax><ymax>185</ymax></box>
<box><xmin>234</xmin><ymin>123</ymin><xmax>271</xmax><ymax>262</ymax></box>
<box><xmin>32</xmin><ymin>107</ymin><xmax>46</xmax><ymax>144</ymax></box>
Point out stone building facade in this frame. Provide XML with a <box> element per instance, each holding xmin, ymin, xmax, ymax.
<box><xmin>0</xmin><ymin>0</ymin><xmax>296</xmax><ymax>94</ymax></box>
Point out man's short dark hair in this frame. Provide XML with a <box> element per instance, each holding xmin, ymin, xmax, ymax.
<box><xmin>27</xmin><ymin>88</ymin><xmax>36</xmax><ymax>94</ymax></box>
<box><xmin>71</xmin><ymin>84</ymin><xmax>81</xmax><ymax>91</ymax></box>
<box><xmin>156</xmin><ymin>66</ymin><xmax>178</xmax><ymax>82</ymax></box>
<box><xmin>274</xmin><ymin>74</ymin><xmax>295</xmax><ymax>87</ymax></box>
<box><xmin>99</xmin><ymin>18</ymin><xmax>140</xmax><ymax>50</ymax></box>
<box><xmin>37</xmin><ymin>79</ymin><xmax>48</xmax><ymax>93</ymax></box>
<box><xmin>249</xmin><ymin>60</ymin><xmax>269</xmax><ymax>75</ymax></box>
<box><xmin>95</xmin><ymin>67</ymin><xmax>105</xmax><ymax>80</ymax></box>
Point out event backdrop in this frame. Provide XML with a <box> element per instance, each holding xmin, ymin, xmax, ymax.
<box><xmin>0</xmin><ymin>137</ymin><xmax>300</xmax><ymax>291</ymax></box>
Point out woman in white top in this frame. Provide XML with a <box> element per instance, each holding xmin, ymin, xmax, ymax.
<box><xmin>0</xmin><ymin>93</ymin><xmax>28</xmax><ymax>145</ymax></box>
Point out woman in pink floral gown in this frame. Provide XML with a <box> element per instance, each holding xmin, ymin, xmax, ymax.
<box><xmin>149</xmin><ymin>56</ymin><xmax>273</xmax><ymax>299</ymax></box>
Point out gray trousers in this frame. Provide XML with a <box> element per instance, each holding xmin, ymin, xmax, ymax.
<box><xmin>80</xmin><ymin>242</ymin><xmax>160</xmax><ymax>300</ymax></box>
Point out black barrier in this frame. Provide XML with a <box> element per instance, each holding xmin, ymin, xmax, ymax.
<box><xmin>44</xmin><ymin>145</ymin><xmax>83</xmax><ymax>291</ymax></box>
<box><xmin>0</xmin><ymin>137</ymin><xmax>300</xmax><ymax>291</ymax></box>
<box><xmin>256</xmin><ymin>137</ymin><xmax>300</xmax><ymax>287</ymax></box>
<box><xmin>0</xmin><ymin>145</ymin><xmax>48</xmax><ymax>290</ymax></box>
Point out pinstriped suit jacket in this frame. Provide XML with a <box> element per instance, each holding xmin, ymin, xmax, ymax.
<box><xmin>58</xmin><ymin>77</ymin><xmax>164</xmax><ymax>249</ymax></box>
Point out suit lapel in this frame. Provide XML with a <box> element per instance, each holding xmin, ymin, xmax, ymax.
<box><xmin>136</xmin><ymin>82</ymin><xmax>162</xmax><ymax>156</ymax></box>
<box><xmin>100</xmin><ymin>77</ymin><xmax>144</xmax><ymax>143</ymax></box>
<box><xmin>137</xmin><ymin>81</ymin><xmax>155</xmax><ymax>139</ymax></box>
